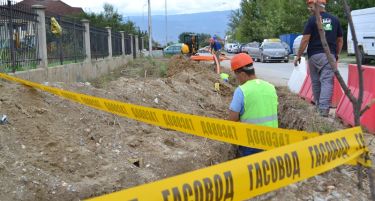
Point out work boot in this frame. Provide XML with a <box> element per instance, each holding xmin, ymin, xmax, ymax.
<box><xmin>315</xmin><ymin>101</ymin><xmax>320</xmax><ymax>112</ymax></box>
<box><xmin>319</xmin><ymin>109</ymin><xmax>329</xmax><ymax>117</ymax></box>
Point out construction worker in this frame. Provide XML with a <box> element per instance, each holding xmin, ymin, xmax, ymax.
<box><xmin>210</xmin><ymin>37</ymin><xmax>222</xmax><ymax>67</ymax></box>
<box><xmin>228</xmin><ymin>53</ymin><xmax>278</xmax><ymax>156</ymax></box>
<box><xmin>294</xmin><ymin>0</ymin><xmax>343</xmax><ymax>117</ymax></box>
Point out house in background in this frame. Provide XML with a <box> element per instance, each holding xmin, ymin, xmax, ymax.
<box><xmin>19</xmin><ymin>0</ymin><xmax>84</xmax><ymax>16</ymax></box>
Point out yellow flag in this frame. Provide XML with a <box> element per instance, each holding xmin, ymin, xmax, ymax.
<box><xmin>51</xmin><ymin>17</ymin><xmax>62</xmax><ymax>36</ymax></box>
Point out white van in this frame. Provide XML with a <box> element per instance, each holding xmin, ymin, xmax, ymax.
<box><xmin>347</xmin><ymin>7</ymin><xmax>375</xmax><ymax>64</ymax></box>
<box><xmin>224</xmin><ymin>43</ymin><xmax>239</xmax><ymax>53</ymax></box>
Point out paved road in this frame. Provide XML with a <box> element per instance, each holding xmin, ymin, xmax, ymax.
<box><xmin>221</xmin><ymin>54</ymin><xmax>349</xmax><ymax>87</ymax></box>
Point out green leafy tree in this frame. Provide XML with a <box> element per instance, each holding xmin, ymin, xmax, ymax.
<box><xmin>227</xmin><ymin>9</ymin><xmax>242</xmax><ymax>42</ymax></box>
<box><xmin>78</xmin><ymin>3</ymin><xmax>144</xmax><ymax>36</ymax></box>
<box><xmin>229</xmin><ymin>0</ymin><xmax>374</xmax><ymax>45</ymax></box>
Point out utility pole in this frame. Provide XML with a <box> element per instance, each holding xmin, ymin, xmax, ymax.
<box><xmin>165</xmin><ymin>0</ymin><xmax>168</xmax><ymax>46</ymax></box>
<box><xmin>148</xmin><ymin>0</ymin><xmax>152</xmax><ymax>57</ymax></box>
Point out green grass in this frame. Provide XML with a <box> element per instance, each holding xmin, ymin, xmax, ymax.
<box><xmin>339</xmin><ymin>50</ymin><xmax>375</xmax><ymax>65</ymax></box>
<box><xmin>0</xmin><ymin>62</ymin><xmax>38</xmax><ymax>73</ymax></box>
<box><xmin>339</xmin><ymin>50</ymin><xmax>356</xmax><ymax>64</ymax></box>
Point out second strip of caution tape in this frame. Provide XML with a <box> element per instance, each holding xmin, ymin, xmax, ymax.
<box><xmin>86</xmin><ymin>127</ymin><xmax>370</xmax><ymax>201</ymax></box>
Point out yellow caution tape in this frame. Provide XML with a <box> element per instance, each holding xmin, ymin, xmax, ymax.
<box><xmin>0</xmin><ymin>73</ymin><xmax>319</xmax><ymax>151</ymax></box>
<box><xmin>86</xmin><ymin>127</ymin><xmax>369</xmax><ymax>201</ymax></box>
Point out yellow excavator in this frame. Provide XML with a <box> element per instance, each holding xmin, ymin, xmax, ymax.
<box><xmin>181</xmin><ymin>34</ymin><xmax>199</xmax><ymax>56</ymax></box>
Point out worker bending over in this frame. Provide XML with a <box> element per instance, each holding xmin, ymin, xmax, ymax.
<box><xmin>228</xmin><ymin>53</ymin><xmax>278</xmax><ymax>156</ymax></box>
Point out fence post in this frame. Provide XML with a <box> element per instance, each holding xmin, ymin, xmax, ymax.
<box><xmin>129</xmin><ymin>34</ymin><xmax>133</xmax><ymax>58</ymax></box>
<box><xmin>32</xmin><ymin>5</ymin><xmax>48</xmax><ymax>68</ymax></box>
<box><xmin>120</xmin><ymin>31</ymin><xmax>125</xmax><ymax>56</ymax></box>
<box><xmin>81</xmin><ymin>19</ymin><xmax>91</xmax><ymax>61</ymax></box>
<box><xmin>106</xmin><ymin>27</ymin><xmax>112</xmax><ymax>58</ymax></box>
<box><xmin>141</xmin><ymin>37</ymin><xmax>144</xmax><ymax>51</ymax></box>
<box><xmin>135</xmin><ymin>35</ymin><xmax>139</xmax><ymax>55</ymax></box>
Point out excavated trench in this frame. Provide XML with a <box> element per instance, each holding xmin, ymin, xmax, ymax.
<box><xmin>0</xmin><ymin>56</ymin><xmax>372</xmax><ymax>201</ymax></box>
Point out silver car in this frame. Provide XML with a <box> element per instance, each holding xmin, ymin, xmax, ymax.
<box><xmin>246</xmin><ymin>42</ymin><xmax>261</xmax><ymax>61</ymax></box>
<box><xmin>259</xmin><ymin>42</ymin><xmax>289</xmax><ymax>63</ymax></box>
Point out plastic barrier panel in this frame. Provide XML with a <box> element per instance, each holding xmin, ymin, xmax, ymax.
<box><xmin>298</xmin><ymin>62</ymin><xmax>343</xmax><ymax>107</ymax></box>
<box><xmin>336</xmin><ymin>64</ymin><xmax>375</xmax><ymax>133</ymax></box>
<box><xmin>331</xmin><ymin>77</ymin><xmax>344</xmax><ymax>108</ymax></box>
<box><xmin>288</xmin><ymin>57</ymin><xmax>307</xmax><ymax>93</ymax></box>
<box><xmin>298</xmin><ymin>66</ymin><xmax>315</xmax><ymax>104</ymax></box>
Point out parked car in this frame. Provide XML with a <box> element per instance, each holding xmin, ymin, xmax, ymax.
<box><xmin>239</xmin><ymin>43</ymin><xmax>247</xmax><ymax>53</ymax></box>
<box><xmin>240</xmin><ymin>43</ymin><xmax>249</xmax><ymax>53</ymax></box>
<box><xmin>259</xmin><ymin>42</ymin><xmax>289</xmax><ymax>63</ymax></box>
<box><xmin>292</xmin><ymin>35</ymin><xmax>307</xmax><ymax>55</ymax></box>
<box><xmin>224</xmin><ymin>43</ymin><xmax>240</xmax><ymax>53</ymax></box>
<box><xmin>245</xmin><ymin>42</ymin><xmax>261</xmax><ymax>60</ymax></box>
<box><xmin>263</xmin><ymin>38</ymin><xmax>281</xmax><ymax>43</ymax></box>
<box><xmin>163</xmin><ymin>43</ymin><xmax>182</xmax><ymax>55</ymax></box>
<box><xmin>224</xmin><ymin>43</ymin><xmax>234</xmax><ymax>52</ymax></box>
<box><xmin>231</xmin><ymin>44</ymin><xmax>240</xmax><ymax>54</ymax></box>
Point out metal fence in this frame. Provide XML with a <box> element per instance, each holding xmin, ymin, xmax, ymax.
<box><xmin>0</xmin><ymin>0</ymin><xmax>39</xmax><ymax>72</ymax></box>
<box><xmin>0</xmin><ymin>1</ymin><xmax>137</xmax><ymax>72</ymax></box>
<box><xmin>112</xmin><ymin>31</ymin><xmax>122</xmax><ymax>56</ymax></box>
<box><xmin>138</xmin><ymin>36</ymin><xmax>142</xmax><ymax>51</ymax></box>
<box><xmin>45</xmin><ymin>13</ymin><xmax>85</xmax><ymax>66</ymax></box>
<box><xmin>90</xmin><ymin>26</ymin><xmax>108</xmax><ymax>59</ymax></box>
<box><xmin>125</xmin><ymin>34</ymin><xmax>131</xmax><ymax>55</ymax></box>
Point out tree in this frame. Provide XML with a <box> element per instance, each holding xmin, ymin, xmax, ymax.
<box><xmin>229</xmin><ymin>0</ymin><xmax>303</xmax><ymax>42</ymax></box>
<box><xmin>229</xmin><ymin>0</ymin><xmax>375</xmax><ymax>45</ymax></box>
<box><xmin>226</xmin><ymin>9</ymin><xmax>242</xmax><ymax>42</ymax></box>
<box><xmin>78</xmin><ymin>3</ymin><xmax>145</xmax><ymax>36</ymax></box>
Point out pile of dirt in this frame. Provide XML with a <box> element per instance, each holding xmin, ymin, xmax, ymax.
<box><xmin>277</xmin><ymin>87</ymin><xmax>345</xmax><ymax>133</ymax></box>
<box><xmin>0</xmin><ymin>57</ymin><xmax>237</xmax><ymax>201</ymax></box>
<box><xmin>167</xmin><ymin>55</ymin><xmax>211</xmax><ymax>77</ymax></box>
<box><xmin>0</xmin><ymin>56</ymin><xmax>374</xmax><ymax>201</ymax></box>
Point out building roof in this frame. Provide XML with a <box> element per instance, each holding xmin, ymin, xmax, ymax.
<box><xmin>19</xmin><ymin>0</ymin><xmax>84</xmax><ymax>16</ymax></box>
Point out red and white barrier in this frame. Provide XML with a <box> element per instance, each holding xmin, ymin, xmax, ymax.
<box><xmin>297</xmin><ymin>61</ymin><xmax>343</xmax><ymax>107</ymax></box>
<box><xmin>336</xmin><ymin>64</ymin><xmax>375</xmax><ymax>133</ymax></box>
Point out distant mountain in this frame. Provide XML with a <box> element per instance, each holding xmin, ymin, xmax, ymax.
<box><xmin>127</xmin><ymin>10</ymin><xmax>232</xmax><ymax>45</ymax></box>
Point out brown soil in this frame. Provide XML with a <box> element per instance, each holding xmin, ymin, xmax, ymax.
<box><xmin>0</xmin><ymin>56</ymin><xmax>374</xmax><ymax>201</ymax></box>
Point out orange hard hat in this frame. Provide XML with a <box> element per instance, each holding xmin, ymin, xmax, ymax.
<box><xmin>231</xmin><ymin>53</ymin><xmax>254</xmax><ymax>71</ymax></box>
<box><xmin>306</xmin><ymin>0</ymin><xmax>327</xmax><ymax>4</ymax></box>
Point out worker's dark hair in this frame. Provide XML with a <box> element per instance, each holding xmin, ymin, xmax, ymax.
<box><xmin>234</xmin><ymin>63</ymin><xmax>255</xmax><ymax>76</ymax></box>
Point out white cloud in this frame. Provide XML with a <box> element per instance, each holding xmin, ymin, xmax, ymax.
<box><xmin>52</xmin><ymin>0</ymin><xmax>240</xmax><ymax>15</ymax></box>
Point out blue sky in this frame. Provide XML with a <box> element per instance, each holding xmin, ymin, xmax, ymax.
<box><xmin>58</xmin><ymin>0</ymin><xmax>240</xmax><ymax>16</ymax></box>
